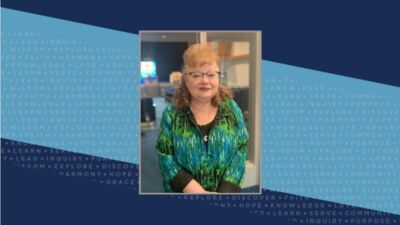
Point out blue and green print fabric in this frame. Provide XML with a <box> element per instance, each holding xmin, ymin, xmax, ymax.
<box><xmin>156</xmin><ymin>99</ymin><xmax>249</xmax><ymax>193</ymax></box>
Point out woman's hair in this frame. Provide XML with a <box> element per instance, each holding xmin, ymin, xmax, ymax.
<box><xmin>182</xmin><ymin>43</ymin><xmax>220</xmax><ymax>69</ymax></box>
<box><xmin>172</xmin><ymin>43</ymin><xmax>232</xmax><ymax>111</ymax></box>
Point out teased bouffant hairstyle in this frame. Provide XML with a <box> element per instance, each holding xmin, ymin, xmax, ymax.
<box><xmin>172</xmin><ymin>43</ymin><xmax>232</xmax><ymax>111</ymax></box>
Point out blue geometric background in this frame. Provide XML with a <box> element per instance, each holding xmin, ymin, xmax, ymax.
<box><xmin>2</xmin><ymin>1</ymin><xmax>400</xmax><ymax>224</ymax></box>
<box><xmin>264</xmin><ymin>61</ymin><xmax>400</xmax><ymax>214</ymax></box>
<box><xmin>2</xmin><ymin>9</ymin><xmax>138</xmax><ymax>163</ymax></box>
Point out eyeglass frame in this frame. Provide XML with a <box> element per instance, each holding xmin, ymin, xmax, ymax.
<box><xmin>183</xmin><ymin>71</ymin><xmax>221</xmax><ymax>80</ymax></box>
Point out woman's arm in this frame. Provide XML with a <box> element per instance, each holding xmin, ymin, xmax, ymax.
<box><xmin>157</xmin><ymin>107</ymin><xmax>211</xmax><ymax>193</ymax></box>
<box><xmin>217</xmin><ymin>100</ymin><xmax>249</xmax><ymax>193</ymax></box>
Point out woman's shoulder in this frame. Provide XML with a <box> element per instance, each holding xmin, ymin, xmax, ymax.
<box><xmin>162</xmin><ymin>104</ymin><xmax>178</xmax><ymax>117</ymax></box>
<box><xmin>159</xmin><ymin>104</ymin><xmax>179</xmax><ymax>126</ymax></box>
<box><xmin>161</xmin><ymin>104</ymin><xmax>188</xmax><ymax>118</ymax></box>
<box><xmin>221</xmin><ymin>98</ymin><xmax>241</xmax><ymax>113</ymax></box>
<box><xmin>218</xmin><ymin>98</ymin><xmax>242</xmax><ymax>121</ymax></box>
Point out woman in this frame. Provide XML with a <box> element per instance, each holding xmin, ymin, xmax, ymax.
<box><xmin>156</xmin><ymin>43</ymin><xmax>249</xmax><ymax>193</ymax></box>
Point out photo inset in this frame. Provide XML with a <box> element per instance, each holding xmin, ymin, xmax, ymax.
<box><xmin>139</xmin><ymin>31</ymin><xmax>262</xmax><ymax>194</ymax></box>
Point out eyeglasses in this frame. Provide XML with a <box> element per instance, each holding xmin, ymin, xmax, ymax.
<box><xmin>185</xmin><ymin>71</ymin><xmax>220</xmax><ymax>81</ymax></box>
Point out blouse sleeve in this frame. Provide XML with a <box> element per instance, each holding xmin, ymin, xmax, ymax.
<box><xmin>156</xmin><ymin>107</ymin><xmax>194</xmax><ymax>192</ymax></box>
<box><xmin>217</xmin><ymin>100</ymin><xmax>249</xmax><ymax>193</ymax></box>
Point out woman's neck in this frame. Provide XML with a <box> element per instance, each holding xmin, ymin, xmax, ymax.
<box><xmin>190</xmin><ymin>100</ymin><xmax>217</xmax><ymax>125</ymax></box>
<box><xmin>190</xmin><ymin>100</ymin><xmax>213</xmax><ymax>112</ymax></box>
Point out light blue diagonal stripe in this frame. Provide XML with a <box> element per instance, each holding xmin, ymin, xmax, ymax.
<box><xmin>2</xmin><ymin>8</ymin><xmax>139</xmax><ymax>163</ymax></box>
<box><xmin>263</xmin><ymin>60</ymin><xmax>400</xmax><ymax>215</ymax></box>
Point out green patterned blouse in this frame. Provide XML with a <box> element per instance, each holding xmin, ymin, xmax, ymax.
<box><xmin>156</xmin><ymin>98</ymin><xmax>249</xmax><ymax>193</ymax></box>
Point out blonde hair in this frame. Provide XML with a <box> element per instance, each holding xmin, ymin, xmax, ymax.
<box><xmin>172</xmin><ymin>43</ymin><xmax>232</xmax><ymax>111</ymax></box>
<box><xmin>182</xmin><ymin>43</ymin><xmax>220</xmax><ymax>69</ymax></box>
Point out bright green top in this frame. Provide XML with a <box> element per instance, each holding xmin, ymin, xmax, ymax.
<box><xmin>156</xmin><ymin>99</ymin><xmax>249</xmax><ymax>193</ymax></box>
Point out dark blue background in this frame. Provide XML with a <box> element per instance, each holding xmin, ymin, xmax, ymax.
<box><xmin>3</xmin><ymin>0</ymin><xmax>400</xmax><ymax>87</ymax></box>
<box><xmin>2</xmin><ymin>0</ymin><xmax>400</xmax><ymax>224</ymax></box>
<box><xmin>3</xmin><ymin>139</ymin><xmax>399</xmax><ymax>225</ymax></box>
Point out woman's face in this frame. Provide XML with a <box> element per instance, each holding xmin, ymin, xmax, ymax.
<box><xmin>184</xmin><ymin>63</ymin><xmax>220</xmax><ymax>104</ymax></box>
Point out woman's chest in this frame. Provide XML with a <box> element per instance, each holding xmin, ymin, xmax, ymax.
<box><xmin>171</xmin><ymin>117</ymin><xmax>239</xmax><ymax>171</ymax></box>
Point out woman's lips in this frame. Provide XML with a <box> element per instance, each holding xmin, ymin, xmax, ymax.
<box><xmin>199</xmin><ymin>87</ymin><xmax>211</xmax><ymax>91</ymax></box>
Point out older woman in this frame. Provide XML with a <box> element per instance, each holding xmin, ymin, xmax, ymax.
<box><xmin>156</xmin><ymin>43</ymin><xmax>249</xmax><ymax>193</ymax></box>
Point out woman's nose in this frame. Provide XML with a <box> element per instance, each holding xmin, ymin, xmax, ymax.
<box><xmin>199</xmin><ymin>74</ymin><xmax>210</xmax><ymax>83</ymax></box>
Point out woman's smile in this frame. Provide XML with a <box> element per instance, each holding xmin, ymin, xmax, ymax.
<box><xmin>199</xmin><ymin>87</ymin><xmax>211</xmax><ymax>91</ymax></box>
